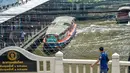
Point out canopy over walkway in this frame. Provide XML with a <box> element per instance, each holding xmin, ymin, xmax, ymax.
<box><xmin>0</xmin><ymin>0</ymin><xmax>49</xmax><ymax>24</ymax></box>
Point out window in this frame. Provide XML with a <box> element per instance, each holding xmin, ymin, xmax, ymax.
<box><xmin>59</xmin><ymin>32</ymin><xmax>67</xmax><ymax>40</ymax></box>
<box><xmin>64</xmin><ymin>23</ymin><xmax>70</xmax><ymax>26</ymax></box>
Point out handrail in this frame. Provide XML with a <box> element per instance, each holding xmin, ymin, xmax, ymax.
<box><xmin>0</xmin><ymin>10</ymin><xmax>119</xmax><ymax>16</ymax></box>
<box><xmin>120</xmin><ymin>61</ymin><xmax>130</xmax><ymax>66</ymax></box>
<box><xmin>63</xmin><ymin>59</ymin><xmax>112</xmax><ymax>73</ymax></box>
<box><xmin>63</xmin><ymin>59</ymin><xmax>112</xmax><ymax>64</ymax></box>
<box><xmin>20</xmin><ymin>26</ymin><xmax>48</xmax><ymax>50</ymax></box>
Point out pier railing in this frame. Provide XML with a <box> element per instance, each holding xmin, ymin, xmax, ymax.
<box><xmin>0</xmin><ymin>47</ymin><xmax>129</xmax><ymax>73</ymax></box>
<box><xmin>54</xmin><ymin>51</ymin><xmax>130</xmax><ymax>73</ymax></box>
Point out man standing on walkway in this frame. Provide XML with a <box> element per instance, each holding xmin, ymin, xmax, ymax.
<box><xmin>91</xmin><ymin>47</ymin><xmax>109</xmax><ymax>73</ymax></box>
<box><xmin>20</xmin><ymin>31</ymin><xmax>26</xmax><ymax>43</ymax></box>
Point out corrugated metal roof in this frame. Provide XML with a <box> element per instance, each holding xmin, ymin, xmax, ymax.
<box><xmin>0</xmin><ymin>0</ymin><xmax>49</xmax><ymax>24</ymax></box>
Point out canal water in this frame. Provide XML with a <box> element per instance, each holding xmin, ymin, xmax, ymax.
<box><xmin>62</xmin><ymin>20</ymin><xmax>130</xmax><ymax>61</ymax></box>
<box><xmin>34</xmin><ymin>20</ymin><xmax>130</xmax><ymax>61</ymax></box>
<box><xmin>33</xmin><ymin>20</ymin><xmax>129</xmax><ymax>73</ymax></box>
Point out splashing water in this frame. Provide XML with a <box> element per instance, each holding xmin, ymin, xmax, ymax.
<box><xmin>63</xmin><ymin>24</ymin><xmax>130</xmax><ymax>60</ymax></box>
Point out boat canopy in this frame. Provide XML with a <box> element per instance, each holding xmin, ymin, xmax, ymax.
<box><xmin>52</xmin><ymin>16</ymin><xmax>75</xmax><ymax>24</ymax></box>
<box><xmin>46</xmin><ymin>22</ymin><xmax>69</xmax><ymax>35</ymax></box>
<box><xmin>46</xmin><ymin>16</ymin><xmax>75</xmax><ymax>35</ymax></box>
<box><xmin>118</xmin><ymin>6</ymin><xmax>130</xmax><ymax>11</ymax></box>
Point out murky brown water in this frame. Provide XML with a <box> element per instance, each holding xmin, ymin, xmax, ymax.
<box><xmin>62</xmin><ymin>21</ymin><xmax>130</xmax><ymax>61</ymax></box>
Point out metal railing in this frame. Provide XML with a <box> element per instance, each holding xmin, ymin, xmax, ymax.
<box><xmin>20</xmin><ymin>26</ymin><xmax>48</xmax><ymax>50</ymax></box>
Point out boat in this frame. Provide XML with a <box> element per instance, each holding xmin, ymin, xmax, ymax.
<box><xmin>116</xmin><ymin>6</ymin><xmax>130</xmax><ymax>24</ymax></box>
<box><xmin>43</xmin><ymin>16</ymin><xmax>77</xmax><ymax>52</ymax></box>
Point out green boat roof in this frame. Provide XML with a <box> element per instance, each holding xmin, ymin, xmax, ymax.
<box><xmin>46</xmin><ymin>16</ymin><xmax>75</xmax><ymax>35</ymax></box>
<box><xmin>46</xmin><ymin>22</ymin><xmax>69</xmax><ymax>35</ymax></box>
<box><xmin>52</xmin><ymin>16</ymin><xmax>75</xmax><ymax>24</ymax></box>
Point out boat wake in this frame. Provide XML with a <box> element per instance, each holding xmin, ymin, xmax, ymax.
<box><xmin>67</xmin><ymin>24</ymin><xmax>130</xmax><ymax>60</ymax></box>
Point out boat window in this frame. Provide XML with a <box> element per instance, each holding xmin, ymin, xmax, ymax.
<box><xmin>72</xmin><ymin>20</ymin><xmax>75</xmax><ymax>23</ymax></box>
<box><xmin>68</xmin><ymin>24</ymin><xmax>73</xmax><ymax>32</ymax></box>
<box><xmin>46</xmin><ymin>35</ymin><xmax>57</xmax><ymax>42</ymax></box>
<box><xmin>59</xmin><ymin>32</ymin><xmax>67</xmax><ymax>40</ymax></box>
<box><xmin>51</xmin><ymin>23</ymin><xmax>55</xmax><ymax>25</ymax></box>
<box><xmin>64</xmin><ymin>23</ymin><xmax>70</xmax><ymax>26</ymax></box>
<box><xmin>117</xmin><ymin>12</ymin><xmax>128</xmax><ymax>18</ymax></box>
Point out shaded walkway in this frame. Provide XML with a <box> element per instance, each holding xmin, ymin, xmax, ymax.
<box><xmin>0</xmin><ymin>0</ymin><xmax>49</xmax><ymax>23</ymax></box>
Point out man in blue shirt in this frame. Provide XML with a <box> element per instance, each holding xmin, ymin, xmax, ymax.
<box><xmin>91</xmin><ymin>47</ymin><xmax>108</xmax><ymax>73</ymax></box>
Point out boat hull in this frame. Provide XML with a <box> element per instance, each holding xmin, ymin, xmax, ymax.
<box><xmin>43</xmin><ymin>28</ymin><xmax>76</xmax><ymax>52</ymax></box>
